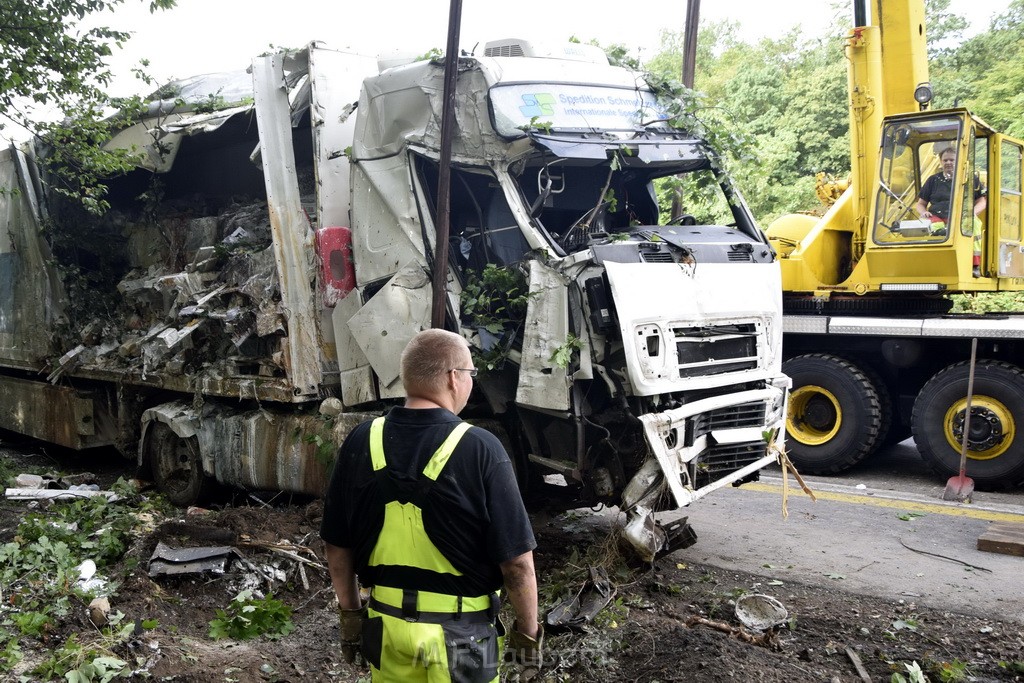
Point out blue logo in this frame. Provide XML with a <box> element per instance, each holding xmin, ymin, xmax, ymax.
<box><xmin>519</xmin><ymin>93</ymin><xmax>555</xmax><ymax>118</ymax></box>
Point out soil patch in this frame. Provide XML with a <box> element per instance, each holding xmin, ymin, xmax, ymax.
<box><xmin>2</xmin><ymin>444</ymin><xmax>1023</xmax><ymax>682</ymax></box>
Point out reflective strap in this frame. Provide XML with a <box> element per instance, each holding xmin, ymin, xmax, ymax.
<box><xmin>369</xmin><ymin>417</ymin><xmax>387</xmax><ymax>471</ymax></box>
<box><xmin>422</xmin><ymin>422</ymin><xmax>473</xmax><ymax>481</ymax></box>
<box><xmin>370</xmin><ymin>418</ymin><xmax>471</xmax><ymax>476</ymax></box>
<box><xmin>367</xmin><ymin>419</ymin><xmax>474</xmax><ymax>576</ymax></box>
<box><xmin>371</xmin><ymin>585</ymin><xmax>498</xmax><ymax>613</ymax></box>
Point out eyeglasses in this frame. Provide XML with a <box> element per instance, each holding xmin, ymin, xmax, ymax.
<box><xmin>451</xmin><ymin>368</ymin><xmax>478</xmax><ymax>377</ymax></box>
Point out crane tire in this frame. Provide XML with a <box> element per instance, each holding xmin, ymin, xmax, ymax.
<box><xmin>783</xmin><ymin>354</ymin><xmax>884</xmax><ymax>474</ymax></box>
<box><xmin>912</xmin><ymin>360</ymin><xmax>1024</xmax><ymax>490</ymax></box>
<box><xmin>856</xmin><ymin>362</ymin><xmax>897</xmax><ymax>453</ymax></box>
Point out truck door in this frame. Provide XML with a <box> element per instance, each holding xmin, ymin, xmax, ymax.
<box><xmin>993</xmin><ymin>136</ymin><xmax>1024</xmax><ymax>278</ymax></box>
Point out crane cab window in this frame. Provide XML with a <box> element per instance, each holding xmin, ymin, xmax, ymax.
<box><xmin>1000</xmin><ymin>142</ymin><xmax>1022</xmax><ymax>243</ymax></box>
<box><xmin>873</xmin><ymin>117</ymin><xmax>966</xmax><ymax>246</ymax></box>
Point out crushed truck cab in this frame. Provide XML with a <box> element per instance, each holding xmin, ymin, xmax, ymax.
<box><xmin>0</xmin><ymin>41</ymin><xmax>788</xmax><ymax>559</ymax></box>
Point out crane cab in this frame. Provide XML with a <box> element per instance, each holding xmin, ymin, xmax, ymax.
<box><xmin>862</xmin><ymin>111</ymin><xmax>1024</xmax><ymax>291</ymax></box>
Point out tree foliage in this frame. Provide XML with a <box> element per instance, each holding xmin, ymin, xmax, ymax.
<box><xmin>0</xmin><ymin>0</ymin><xmax>175</xmax><ymax>213</ymax></box>
<box><xmin>631</xmin><ymin>0</ymin><xmax>1023</xmax><ymax>223</ymax></box>
<box><xmin>0</xmin><ymin>0</ymin><xmax>174</xmax><ymax>122</ymax></box>
<box><xmin>640</xmin><ymin>21</ymin><xmax>850</xmax><ymax>223</ymax></box>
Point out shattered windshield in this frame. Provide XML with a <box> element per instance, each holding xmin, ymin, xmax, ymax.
<box><xmin>511</xmin><ymin>149</ymin><xmax>758</xmax><ymax>254</ymax></box>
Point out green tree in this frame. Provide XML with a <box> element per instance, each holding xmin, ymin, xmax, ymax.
<box><xmin>1</xmin><ymin>0</ymin><xmax>176</xmax><ymax>212</ymax></box>
<box><xmin>644</xmin><ymin>21</ymin><xmax>850</xmax><ymax>223</ymax></box>
<box><xmin>934</xmin><ymin>0</ymin><xmax>1024</xmax><ymax>136</ymax></box>
<box><xmin>0</xmin><ymin>0</ymin><xmax>175</xmax><ymax>126</ymax></box>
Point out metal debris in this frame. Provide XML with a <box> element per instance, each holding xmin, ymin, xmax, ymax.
<box><xmin>4</xmin><ymin>488</ymin><xmax>119</xmax><ymax>501</ymax></box>
<box><xmin>545</xmin><ymin>566</ymin><xmax>616</xmax><ymax>632</ymax></box>
<box><xmin>148</xmin><ymin>542</ymin><xmax>235</xmax><ymax>577</ymax></box>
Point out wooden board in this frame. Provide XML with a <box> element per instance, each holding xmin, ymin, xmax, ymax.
<box><xmin>977</xmin><ymin>521</ymin><xmax>1024</xmax><ymax>557</ymax></box>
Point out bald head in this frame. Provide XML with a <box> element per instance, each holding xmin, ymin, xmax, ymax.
<box><xmin>401</xmin><ymin>329</ymin><xmax>472</xmax><ymax>401</ymax></box>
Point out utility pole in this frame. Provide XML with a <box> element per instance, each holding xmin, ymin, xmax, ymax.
<box><xmin>671</xmin><ymin>0</ymin><xmax>701</xmax><ymax>220</ymax></box>
<box><xmin>431</xmin><ymin>0</ymin><xmax>463</xmax><ymax>329</ymax></box>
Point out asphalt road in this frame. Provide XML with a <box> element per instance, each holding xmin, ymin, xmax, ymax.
<box><xmin>660</xmin><ymin>439</ymin><xmax>1024</xmax><ymax>624</ymax></box>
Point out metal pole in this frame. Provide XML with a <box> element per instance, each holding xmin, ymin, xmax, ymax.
<box><xmin>853</xmin><ymin>0</ymin><xmax>867</xmax><ymax>28</ymax></box>
<box><xmin>431</xmin><ymin>0</ymin><xmax>463</xmax><ymax>329</ymax></box>
<box><xmin>682</xmin><ymin>0</ymin><xmax>700</xmax><ymax>89</ymax></box>
<box><xmin>671</xmin><ymin>0</ymin><xmax>700</xmax><ymax>220</ymax></box>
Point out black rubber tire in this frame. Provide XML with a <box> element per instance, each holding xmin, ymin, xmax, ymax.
<box><xmin>857</xmin><ymin>363</ymin><xmax>895</xmax><ymax>454</ymax></box>
<box><xmin>912</xmin><ymin>361</ymin><xmax>1024</xmax><ymax>490</ymax></box>
<box><xmin>783</xmin><ymin>354</ymin><xmax>883</xmax><ymax>474</ymax></box>
<box><xmin>148</xmin><ymin>422</ymin><xmax>215</xmax><ymax>506</ymax></box>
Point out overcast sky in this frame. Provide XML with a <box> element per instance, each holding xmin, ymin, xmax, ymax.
<box><xmin>102</xmin><ymin>0</ymin><xmax>1011</xmax><ymax>95</ymax></box>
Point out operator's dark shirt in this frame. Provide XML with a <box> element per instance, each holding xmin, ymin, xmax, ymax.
<box><xmin>920</xmin><ymin>171</ymin><xmax>986</xmax><ymax>220</ymax></box>
<box><xmin>319</xmin><ymin>407</ymin><xmax>536</xmax><ymax>597</ymax></box>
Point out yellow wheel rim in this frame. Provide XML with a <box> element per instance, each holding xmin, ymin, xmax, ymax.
<box><xmin>942</xmin><ymin>395</ymin><xmax>1016</xmax><ymax>461</ymax></box>
<box><xmin>787</xmin><ymin>385</ymin><xmax>842</xmax><ymax>446</ymax></box>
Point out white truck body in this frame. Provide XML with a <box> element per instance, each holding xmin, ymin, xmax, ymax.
<box><xmin>0</xmin><ymin>42</ymin><xmax>788</xmax><ymax>557</ymax></box>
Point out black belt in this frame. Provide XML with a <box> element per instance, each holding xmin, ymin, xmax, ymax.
<box><xmin>368</xmin><ymin>590</ymin><xmax>499</xmax><ymax>625</ymax></box>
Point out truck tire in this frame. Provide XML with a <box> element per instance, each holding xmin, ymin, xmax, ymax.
<box><xmin>912</xmin><ymin>361</ymin><xmax>1024</xmax><ymax>490</ymax></box>
<box><xmin>148</xmin><ymin>422</ymin><xmax>215</xmax><ymax>506</ymax></box>
<box><xmin>857</xmin><ymin>363</ymin><xmax>895</xmax><ymax>452</ymax></box>
<box><xmin>783</xmin><ymin>354</ymin><xmax>883</xmax><ymax>474</ymax></box>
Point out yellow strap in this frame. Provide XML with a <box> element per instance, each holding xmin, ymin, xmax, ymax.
<box><xmin>369</xmin><ymin>417</ymin><xmax>387</xmax><ymax>471</ymax></box>
<box><xmin>366</xmin><ymin>419</ymin><xmax>474</xmax><ymax>576</ymax></box>
<box><xmin>422</xmin><ymin>422</ymin><xmax>473</xmax><ymax>481</ymax></box>
<box><xmin>371</xmin><ymin>585</ymin><xmax>497</xmax><ymax>613</ymax></box>
<box><xmin>369</xmin><ymin>418</ymin><xmax>471</xmax><ymax>477</ymax></box>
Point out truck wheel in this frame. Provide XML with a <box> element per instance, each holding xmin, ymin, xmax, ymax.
<box><xmin>783</xmin><ymin>354</ymin><xmax>883</xmax><ymax>474</ymax></box>
<box><xmin>912</xmin><ymin>361</ymin><xmax>1024</xmax><ymax>490</ymax></box>
<box><xmin>857</xmin><ymin>363</ymin><xmax>896</xmax><ymax>452</ymax></box>
<box><xmin>148</xmin><ymin>423</ymin><xmax>214</xmax><ymax>506</ymax></box>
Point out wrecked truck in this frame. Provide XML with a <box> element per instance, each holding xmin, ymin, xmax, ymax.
<box><xmin>0</xmin><ymin>41</ymin><xmax>788</xmax><ymax>558</ymax></box>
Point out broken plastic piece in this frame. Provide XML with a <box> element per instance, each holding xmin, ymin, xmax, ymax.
<box><xmin>545</xmin><ymin>566</ymin><xmax>616</xmax><ymax>632</ymax></box>
<box><xmin>735</xmin><ymin>594</ymin><xmax>788</xmax><ymax>631</ymax></box>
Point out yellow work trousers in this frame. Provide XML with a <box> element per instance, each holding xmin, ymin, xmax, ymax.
<box><xmin>364</xmin><ymin>608</ymin><xmax>503</xmax><ymax>683</ymax></box>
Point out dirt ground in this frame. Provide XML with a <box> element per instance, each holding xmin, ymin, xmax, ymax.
<box><xmin>2</xmin><ymin>444</ymin><xmax>1023</xmax><ymax>682</ymax></box>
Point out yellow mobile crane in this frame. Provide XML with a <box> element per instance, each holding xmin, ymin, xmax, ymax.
<box><xmin>767</xmin><ymin>0</ymin><xmax>1024</xmax><ymax>488</ymax></box>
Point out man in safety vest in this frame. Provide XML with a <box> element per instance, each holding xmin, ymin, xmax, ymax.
<box><xmin>321</xmin><ymin>328</ymin><xmax>541</xmax><ymax>681</ymax></box>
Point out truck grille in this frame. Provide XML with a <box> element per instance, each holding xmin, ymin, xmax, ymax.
<box><xmin>672</xmin><ymin>323</ymin><xmax>759</xmax><ymax>378</ymax></box>
<box><xmin>689</xmin><ymin>401</ymin><xmax>766</xmax><ymax>445</ymax></box>
<box><xmin>693</xmin><ymin>441</ymin><xmax>767</xmax><ymax>488</ymax></box>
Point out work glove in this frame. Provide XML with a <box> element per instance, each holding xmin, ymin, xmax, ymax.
<box><xmin>507</xmin><ymin>621</ymin><xmax>544</xmax><ymax>680</ymax></box>
<box><xmin>338</xmin><ymin>606</ymin><xmax>366</xmax><ymax>665</ymax></box>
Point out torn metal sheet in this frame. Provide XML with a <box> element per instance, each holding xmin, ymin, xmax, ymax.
<box><xmin>516</xmin><ymin>261</ymin><xmax>570</xmax><ymax>411</ymax></box>
<box><xmin>347</xmin><ymin>262</ymin><xmax>432</xmax><ymax>389</ymax></box>
<box><xmin>148</xmin><ymin>542</ymin><xmax>235</xmax><ymax>577</ymax></box>
<box><xmin>308</xmin><ymin>44</ymin><xmax>377</xmax><ymax>230</ymax></box>
<box><xmin>0</xmin><ymin>144</ymin><xmax>64</xmax><ymax>365</ymax></box>
<box><xmin>252</xmin><ymin>53</ymin><xmax>321</xmax><ymax>398</ymax></box>
<box><xmin>545</xmin><ymin>566</ymin><xmax>615</xmax><ymax>632</ymax></box>
<box><xmin>332</xmin><ymin>287</ymin><xmax>377</xmax><ymax>407</ymax></box>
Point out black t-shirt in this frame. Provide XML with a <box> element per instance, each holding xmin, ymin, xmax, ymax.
<box><xmin>319</xmin><ymin>407</ymin><xmax>536</xmax><ymax>597</ymax></box>
<box><xmin>920</xmin><ymin>171</ymin><xmax>986</xmax><ymax>220</ymax></box>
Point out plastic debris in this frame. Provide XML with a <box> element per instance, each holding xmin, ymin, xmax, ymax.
<box><xmin>735</xmin><ymin>594</ymin><xmax>789</xmax><ymax>631</ymax></box>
